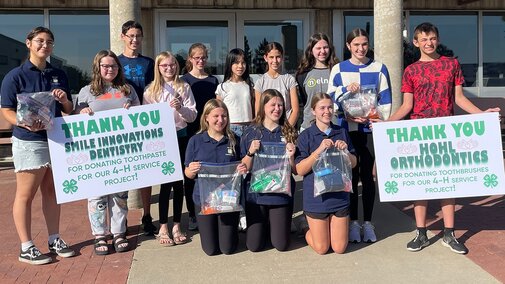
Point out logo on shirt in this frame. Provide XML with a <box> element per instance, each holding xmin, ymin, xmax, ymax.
<box><xmin>124</xmin><ymin>64</ymin><xmax>144</xmax><ymax>78</ymax></box>
<box><xmin>97</xmin><ymin>92</ymin><xmax>124</xmax><ymax>100</ymax></box>
<box><xmin>307</xmin><ymin>77</ymin><xmax>328</xmax><ymax>88</ymax></box>
<box><xmin>51</xmin><ymin>76</ymin><xmax>61</xmax><ymax>87</ymax></box>
<box><xmin>226</xmin><ymin>146</ymin><xmax>234</xmax><ymax>156</ymax></box>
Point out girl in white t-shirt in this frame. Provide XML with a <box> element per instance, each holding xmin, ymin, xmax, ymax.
<box><xmin>216</xmin><ymin>48</ymin><xmax>254</xmax><ymax>137</ymax></box>
<box><xmin>254</xmin><ymin>42</ymin><xmax>299</xmax><ymax>127</ymax></box>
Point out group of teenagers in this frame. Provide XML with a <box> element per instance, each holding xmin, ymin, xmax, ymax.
<box><xmin>1</xmin><ymin>19</ymin><xmax>500</xmax><ymax>265</ymax></box>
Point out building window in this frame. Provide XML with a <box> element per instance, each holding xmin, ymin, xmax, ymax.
<box><xmin>0</xmin><ymin>10</ymin><xmax>109</xmax><ymax>94</ymax></box>
<box><xmin>408</xmin><ymin>12</ymin><xmax>478</xmax><ymax>87</ymax></box>
<box><xmin>243</xmin><ymin>20</ymin><xmax>303</xmax><ymax>74</ymax></box>
<box><xmin>0</xmin><ymin>55</ymin><xmax>8</xmax><ymax>65</ymax></box>
<box><xmin>0</xmin><ymin>11</ymin><xmax>43</xmax><ymax>83</ymax></box>
<box><xmin>49</xmin><ymin>11</ymin><xmax>110</xmax><ymax>94</ymax></box>
<box><xmin>482</xmin><ymin>12</ymin><xmax>505</xmax><ymax>87</ymax></box>
<box><xmin>343</xmin><ymin>11</ymin><xmax>374</xmax><ymax>60</ymax></box>
<box><xmin>165</xmin><ymin>20</ymin><xmax>229</xmax><ymax>75</ymax></box>
<box><xmin>158</xmin><ymin>10</ymin><xmax>309</xmax><ymax>76</ymax></box>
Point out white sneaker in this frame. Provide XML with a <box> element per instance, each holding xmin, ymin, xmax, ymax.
<box><xmin>349</xmin><ymin>221</ymin><xmax>361</xmax><ymax>243</ymax></box>
<box><xmin>362</xmin><ymin>221</ymin><xmax>377</xmax><ymax>243</ymax></box>
<box><xmin>238</xmin><ymin>216</ymin><xmax>247</xmax><ymax>231</ymax></box>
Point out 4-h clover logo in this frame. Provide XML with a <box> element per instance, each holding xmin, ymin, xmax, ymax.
<box><xmin>162</xmin><ymin>161</ymin><xmax>175</xmax><ymax>175</ymax></box>
<box><xmin>62</xmin><ymin>179</ymin><xmax>78</xmax><ymax>194</ymax></box>
<box><xmin>483</xmin><ymin>174</ymin><xmax>498</xmax><ymax>188</ymax></box>
<box><xmin>385</xmin><ymin>181</ymin><xmax>398</xmax><ymax>194</ymax></box>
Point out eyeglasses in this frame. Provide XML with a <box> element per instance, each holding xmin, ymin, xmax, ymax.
<box><xmin>32</xmin><ymin>39</ymin><xmax>54</xmax><ymax>47</ymax></box>
<box><xmin>124</xmin><ymin>34</ymin><xmax>143</xmax><ymax>41</ymax></box>
<box><xmin>191</xmin><ymin>56</ymin><xmax>208</xmax><ymax>62</ymax></box>
<box><xmin>100</xmin><ymin>64</ymin><xmax>119</xmax><ymax>70</ymax></box>
<box><xmin>159</xmin><ymin>63</ymin><xmax>177</xmax><ymax>69</ymax></box>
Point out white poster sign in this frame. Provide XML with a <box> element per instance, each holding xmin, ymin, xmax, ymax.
<box><xmin>47</xmin><ymin>103</ymin><xmax>183</xmax><ymax>204</ymax></box>
<box><xmin>373</xmin><ymin>113</ymin><xmax>505</xmax><ymax>202</ymax></box>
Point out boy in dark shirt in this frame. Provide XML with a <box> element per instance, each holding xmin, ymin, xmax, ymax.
<box><xmin>118</xmin><ymin>20</ymin><xmax>156</xmax><ymax>235</ymax></box>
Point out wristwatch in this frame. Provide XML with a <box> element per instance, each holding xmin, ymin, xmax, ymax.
<box><xmin>246</xmin><ymin>151</ymin><xmax>254</xmax><ymax>157</ymax></box>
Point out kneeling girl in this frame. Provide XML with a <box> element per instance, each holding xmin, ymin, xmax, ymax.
<box><xmin>295</xmin><ymin>93</ymin><xmax>357</xmax><ymax>255</ymax></box>
<box><xmin>241</xmin><ymin>89</ymin><xmax>297</xmax><ymax>252</ymax></box>
<box><xmin>184</xmin><ymin>99</ymin><xmax>247</xmax><ymax>255</ymax></box>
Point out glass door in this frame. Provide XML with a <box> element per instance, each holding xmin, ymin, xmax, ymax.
<box><xmin>156</xmin><ymin>11</ymin><xmax>236</xmax><ymax>75</ymax></box>
<box><xmin>237</xmin><ymin>11</ymin><xmax>311</xmax><ymax>74</ymax></box>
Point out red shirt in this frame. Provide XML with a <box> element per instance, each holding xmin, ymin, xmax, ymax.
<box><xmin>401</xmin><ymin>56</ymin><xmax>465</xmax><ymax>119</ymax></box>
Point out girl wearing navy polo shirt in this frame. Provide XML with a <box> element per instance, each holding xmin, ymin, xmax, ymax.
<box><xmin>241</xmin><ymin>89</ymin><xmax>297</xmax><ymax>252</ymax></box>
<box><xmin>295</xmin><ymin>93</ymin><xmax>357</xmax><ymax>255</ymax></box>
<box><xmin>184</xmin><ymin>99</ymin><xmax>247</xmax><ymax>255</ymax></box>
<box><xmin>0</xmin><ymin>27</ymin><xmax>75</xmax><ymax>265</ymax></box>
<box><xmin>181</xmin><ymin>43</ymin><xmax>219</xmax><ymax>231</ymax></box>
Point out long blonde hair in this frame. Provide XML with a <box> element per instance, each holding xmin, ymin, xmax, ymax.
<box><xmin>144</xmin><ymin>51</ymin><xmax>184</xmax><ymax>102</ymax></box>
<box><xmin>90</xmin><ymin>50</ymin><xmax>130</xmax><ymax>97</ymax></box>
<box><xmin>198</xmin><ymin>99</ymin><xmax>237</xmax><ymax>155</ymax></box>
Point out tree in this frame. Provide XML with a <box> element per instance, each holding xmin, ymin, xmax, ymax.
<box><xmin>253</xmin><ymin>38</ymin><xmax>269</xmax><ymax>74</ymax></box>
<box><xmin>403</xmin><ymin>40</ymin><xmax>455</xmax><ymax>68</ymax></box>
<box><xmin>244</xmin><ymin>36</ymin><xmax>253</xmax><ymax>71</ymax></box>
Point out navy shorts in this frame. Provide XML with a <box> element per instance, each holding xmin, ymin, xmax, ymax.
<box><xmin>304</xmin><ymin>207</ymin><xmax>349</xmax><ymax>220</ymax></box>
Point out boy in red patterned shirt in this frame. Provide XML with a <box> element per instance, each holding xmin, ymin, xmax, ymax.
<box><xmin>388</xmin><ymin>22</ymin><xmax>500</xmax><ymax>254</ymax></box>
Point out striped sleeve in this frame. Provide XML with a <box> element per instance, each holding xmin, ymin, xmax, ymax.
<box><xmin>377</xmin><ymin>63</ymin><xmax>392</xmax><ymax>119</ymax></box>
<box><xmin>327</xmin><ymin>64</ymin><xmax>347</xmax><ymax>102</ymax></box>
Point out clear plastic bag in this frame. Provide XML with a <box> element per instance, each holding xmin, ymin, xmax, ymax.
<box><xmin>376</xmin><ymin>101</ymin><xmax>390</xmax><ymax>121</ymax></box>
<box><xmin>197</xmin><ymin>162</ymin><xmax>243</xmax><ymax>215</ymax></box>
<box><xmin>16</xmin><ymin>92</ymin><xmax>55</xmax><ymax>130</ymax></box>
<box><xmin>249</xmin><ymin>142</ymin><xmax>291</xmax><ymax>196</ymax></box>
<box><xmin>312</xmin><ymin>148</ymin><xmax>353</xmax><ymax>197</ymax></box>
<box><xmin>338</xmin><ymin>85</ymin><xmax>378</xmax><ymax>119</ymax></box>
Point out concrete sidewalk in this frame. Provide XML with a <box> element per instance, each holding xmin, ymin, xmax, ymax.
<box><xmin>127</xmin><ymin>185</ymin><xmax>500</xmax><ymax>283</ymax></box>
<box><xmin>0</xmin><ymin>155</ymin><xmax>502</xmax><ymax>283</ymax></box>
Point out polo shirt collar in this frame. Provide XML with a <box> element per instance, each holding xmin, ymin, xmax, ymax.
<box><xmin>308</xmin><ymin>122</ymin><xmax>342</xmax><ymax>138</ymax></box>
<box><xmin>202</xmin><ymin>131</ymin><xmax>229</xmax><ymax>144</ymax></box>
<box><xmin>22</xmin><ymin>60</ymin><xmax>53</xmax><ymax>72</ymax></box>
<box><xmin>260</xmin><ymin>125</ymin><xmax>281</xmax><ymax>134</ymax></box>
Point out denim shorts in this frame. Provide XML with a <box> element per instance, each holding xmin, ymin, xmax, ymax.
<box><xmin>11</xmin><ymin>136</ymin><xmax>51</xmax><ymax>172</ymax></box>
<box><xmin>304</xmin><ymin>207</ymin><xmax>349</xmax><ymax>220</ymax></box>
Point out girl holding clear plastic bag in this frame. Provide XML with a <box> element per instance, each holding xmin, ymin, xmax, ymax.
<box><xmin>295</xmin><ymin>93</ymin><xmax>357</xmax><ymax>255</ymax></box>
<box><xmin>241</xmin><ymin>89</ymin><xmax>297</xmax><ymax>252</ymax></box>
<box><xmin>181</xmin><ymin>43</ymin><xmax>219</xmax><ymax>231</ymax></box>
<box><xmin>327</xmin><ymin>28</ymin><xmax>392</xmax><ymax>243</ymax></box>
<box><xmin>0</xmin><ymin>26</ymin><xmax>75</xmax><ymax>265</ymax></box>
<box><xmin>184</xmin><ymin>99</ymin><xmax>247</xmax><ymax>255</ymax></box>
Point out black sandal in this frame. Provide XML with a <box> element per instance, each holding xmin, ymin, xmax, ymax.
<box><xmin>94</xmin><ymin>237</ymin><xmax>109</xmax><ymax>255</ymax></box>
<box><xmin>113</xmin><ymin>233</ymin><xmax>129</xmax><ymax>253</ymax></box>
